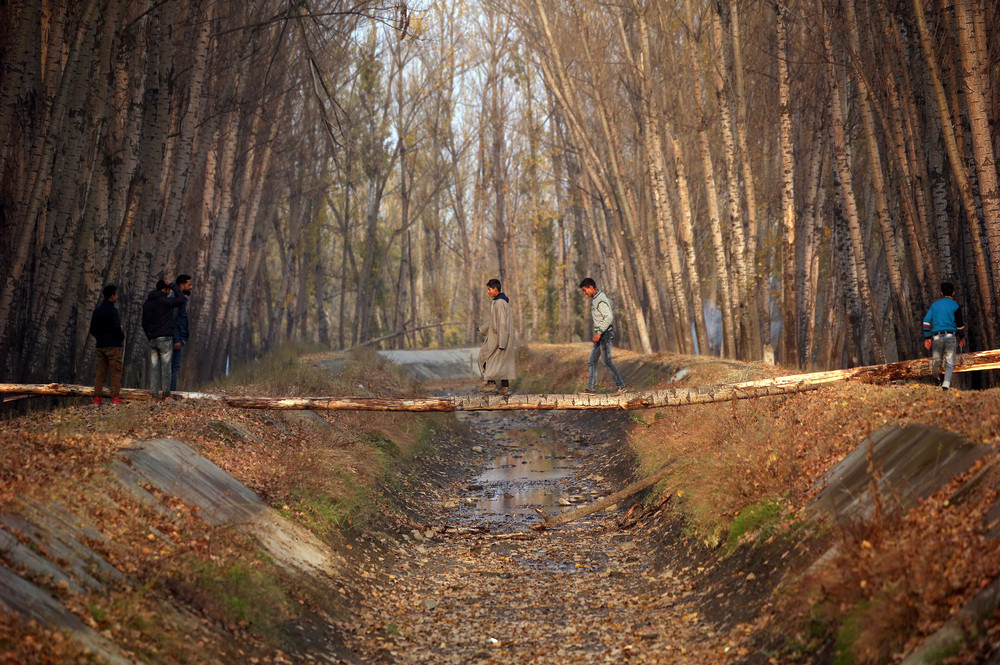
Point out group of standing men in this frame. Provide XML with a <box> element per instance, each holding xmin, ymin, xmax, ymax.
<box><xmin>88</xmin><ymin>275</ymin><xmax>193</xmax><ymax>404</ymax></box>
<box><xmin>89</xmin><ymin>273</ymin><xmax>965</xmax><ymax>405</ymax></box>
<box><xmin>477</xmin><ymin>277</ymin><xmax>627</xmax><ymax>395</ymax></box>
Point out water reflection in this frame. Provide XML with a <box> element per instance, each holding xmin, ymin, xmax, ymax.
<box><xmin>475</xmin><ymin>442</ymin><xmax>580</xmax><ymax>515</ymax></box>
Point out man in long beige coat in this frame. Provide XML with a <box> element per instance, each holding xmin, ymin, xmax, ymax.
<box><xmin>478</xmin><ymin>278</ymin><xmax>516</xmax><ymax>394</ymax></box>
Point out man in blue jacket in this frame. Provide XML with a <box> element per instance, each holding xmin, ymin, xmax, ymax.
<box><xmin>922</xmin><ymin>282</ymin><xmax>966</xmax><ymax>390</ymax></box>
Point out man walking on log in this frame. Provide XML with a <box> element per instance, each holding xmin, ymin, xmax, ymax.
<box><xmin>142</xmin><ymin>279</ymin><xmax>185</xmax><ymax>402</ymax></box>
<box><xmin>923</xmin><ymin>281</ymin><xmax>966</xmax><ymax>390</ymax></box>
<box><xmin>580</xmin><ymin>278</ymin><xmax>626</xmax><ymax>394</ymax></box>
<box><xmin>89</xmin><ymin>284</ymin><xmax>125</xmax><ymax>406</ymax></box>
<box><xmin>478</xmin><ymin>278</ymin><xmax>515</xmax><ymax>395</ymax></box>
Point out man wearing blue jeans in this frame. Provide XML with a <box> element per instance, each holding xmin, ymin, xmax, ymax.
<box><xmin>580</xmin><ymin>277</ymin><xmax>627</xmax><ymax>394</ymax></box>
<box><xmin>141</xmin><ymin>279</ymin><xmax>185</xmax><ymax>401</ymax></box>
<box><xmin>923</xmin><ymin>281</ymin><xmax>966</xmax><ymax>390</ymax></box>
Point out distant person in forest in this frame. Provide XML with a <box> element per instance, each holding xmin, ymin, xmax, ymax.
<box><xmin>923</xmin><ymin>281</ymin><xmax>966</xmax><ymax>390</ymax></box>
<box><xmin>169</xmin><ymin>274</ymin><xmax>193</xmax><ymax>394</ymax></box>
<box><xmin>89</xmin><ymin>284</ymin><xmax>125</xmax><ymax>406</ymax></box>
<box><xmin>478</xmin><ymin>278</ymin><xmax>516</xmax><ymax>395</ymax></box>
<box><xmin>142</xmin><ymin>279</ymin><xmax>185</xmax><ymax>401</ymax></box>
<box><xmin>580</xmin><ymin>277</ymin><xmax>627</xmax><ymax>394</ymax></box>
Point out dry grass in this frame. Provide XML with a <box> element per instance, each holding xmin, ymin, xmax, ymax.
<box><xmin>515</xmin><ymin>343</ymin><xmax>780</xmax><ymax>395</ymax></box>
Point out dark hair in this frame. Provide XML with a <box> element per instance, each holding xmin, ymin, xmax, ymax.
<box><xmin>102</xmin><ymin>284</ymin><xmax>118</xmax><ymax>300</ymax></box>
<box><xmin>579</xmin><ymin>277</ymin><xmax>597</xmax><ymax>289</ymax></box>
<box><xmin>486</xmin><ymin>278</ymin><xmax>502</xmax><ymax>290</ymax></box>
<box><xmin>940</xmin><ymin>281</ymin><xmax>955</xmax><ymax>296</ymax></box>
<box><xmin>156</xmin><ymin>279</ymin><xmax>169</xmax><ymax>291</ymax></box>
<box><xmin>176</xmin><ymin>273</ymin><xmax>192</xmax><ymax>286</ymax></box>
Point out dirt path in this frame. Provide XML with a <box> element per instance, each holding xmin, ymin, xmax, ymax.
<box><xmin>343</xmin><ymin>409</ymin><xmax>742</xmax><ymax>664</ymax></box>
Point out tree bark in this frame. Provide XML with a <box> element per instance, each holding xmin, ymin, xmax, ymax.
<box><xmin>775</xmin><ymin>0</ymin><xmax>797</xmax><ymax>367</ymax></box>
<box><xmin>668</xmin><ymin>126</ymin><xmax>710</xmax><ymax>356</ymax></box>
<box><xmin>824</xmin><ymin>11</ymin><xmax>887</xmax><ymax>362</ymax></box>
<box><xmin>844</xmin><ymin>0</ymin><xmax>912</xmax><ymax>358</ymax></box>
<box><xmin>912</xmin><ymin>0</ymin><xmax>996</xmax><ymax>345</ymax></box>
<box><xmin>729</xmin><ymin>0</ymin><xmax>764</xmax><ymax>359</ymax></box>
<box><xmin>954</xmin><ymin>0</ymin><xmax>1000</xmax><ymax>332</ymax></box>
<box><xmin>0</xmin><ymin>0</ymin><xmax>101</xmax><ymax>341</ymax></box>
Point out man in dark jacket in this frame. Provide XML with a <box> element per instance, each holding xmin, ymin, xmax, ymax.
<box><xmin>89</xmin><ymin>284</ymin><xmax>125</xmax><ymax>405</ymax></box>
<box><xmin>142</xmin><ymin>279</ymin><xmax>184</xmax><ymax>400</ymax></box>
<box><xmin>169</xmin><ymin>274</ymin><xmax>192</xmax><ymax>392</ymax></box>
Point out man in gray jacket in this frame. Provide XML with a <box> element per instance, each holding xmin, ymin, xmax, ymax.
<box><xmin>580</xmin><ymin>277</ymin><xmax>626</xmax><ymax>394</ymax></box>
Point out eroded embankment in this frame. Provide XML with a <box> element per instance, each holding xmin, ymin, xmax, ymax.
<box><xmin>0</xmin><ymin>347</ymin><xmax>470</xmax><ymax>664</ymax></box>
<box><xmin>510</xmin><ymin>346</ymin><xmax>1000</xmax><ymax>665</ymax></box>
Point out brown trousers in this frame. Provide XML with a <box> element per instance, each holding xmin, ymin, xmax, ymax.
<box><xmin>95</xmin><ymin>347</ymin><xmax>123</xmax><ymax>398</ymax></box>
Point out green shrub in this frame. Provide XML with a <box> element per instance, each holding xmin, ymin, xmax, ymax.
<box><xmin>723</xmin><ymin>499</ymin><xmax>785</xmax><ymax>554</ymax></box>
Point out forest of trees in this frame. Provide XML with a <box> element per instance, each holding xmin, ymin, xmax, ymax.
<box><xmin>0</xmin><ymin>0</ymin><xmax>998</xmax><ymax>389</ymax></box>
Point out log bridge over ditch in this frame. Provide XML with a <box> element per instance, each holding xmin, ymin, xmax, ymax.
<box><xmin>2</xmin><ymin>349</ymin><xmax>1000</xmax><ymax>411</ymax></box>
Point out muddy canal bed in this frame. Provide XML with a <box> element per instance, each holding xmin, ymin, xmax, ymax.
<box><xmin>343</xmin><ymin>411</ymin><xmax>740</xmax><ymax>664</ymax></box>
<box><xmin>455</xmin><ymin>412</ymin><xmax>612</xmax><ymax>532</ymax></box>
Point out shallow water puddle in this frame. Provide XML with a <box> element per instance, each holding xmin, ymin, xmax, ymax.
<box><xmin>474</xmin><ymin>436</ymin><xmax>584</xmax><ymax>517</ymax></box>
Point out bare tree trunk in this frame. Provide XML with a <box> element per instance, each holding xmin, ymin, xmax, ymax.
<box><xmin>707</xmin><ymin>9</ymin><xmax>749</xmax><ymax>356</ymax></box>
<box><xmin>798</xmin><ymin>127</ymin><xmax>826</xmax><ymax>368</ymax></box>
<box><xmin>0</xmin><ymin>0</ymin><xmax>101</xmax><ymax>340</ymax></box>
<box><xmin>823</xmin><ymin>10</ymin><xmax>886</xmax><ymax>363</ymax></box>
<box><xmin>0</xmin><ymin>0</ymin><xmax>43</xmax><ymax>170</ymax></box>
<box><xmin>832</xmin><ymin>170</ymin><xmax>865</xmax><ymax>366</ymax></box>
<box><xmin>775</xmin><ymin>0</ymin><xmax>797</xmax><ymax>366</ymax></box>
<box><xmin>624</xmin><ymin>6</ymin><xmax>693</xmax><ymax>355</ymax></box>
<box><xmin>682</xmin><ymin>0</ymin><xmax>735</xmax><ymax>358</ymax></box>
<box><xmin>955</xmin><ymin>0</ymin><xmax>1000</xmax><ymax>331</ymax></box>
<box><xmin>530</xmin><ymin>0</ymin><xmax>654</xmax><ymax>352</ymax></box>
<box><xmin>844</xmin><ymin>0</ymin><xmax>912</xmax><ymax>358</ymax></box>
<box><xmin>668</xmin><ymin>127</ymin><xmax>709</xmax><ymax>355</ymax></box>
<box><xmin>729</xmin><ymin>0</ymin><xmax>764</xmax><ymax>359</ymax></box>
<box><xmin>489</xmin><ymin>69</ymin><xmax>508</xmax><ymax>285</ymax></box>
<box><xmin>156</xmin><ymin>2</ymin><xmax>213</xmax><ymax>259</ymax></box>
<box><xmin>878</xmin><ymin>11</ymin><xmax>936</xmax><ymax>302</ymax></box>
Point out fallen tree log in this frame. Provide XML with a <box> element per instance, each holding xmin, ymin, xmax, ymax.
<box><xmin>532</xmin><ymin>461</ymin><xmax>677</xmax><ymax>530</ymax></box>
<box><xmin>0</xmin><ymin>381</ymin><xmax>824</xmax><ymax>410</ymax></box>
<box><xmin>2</xmin><ymin>348</ymin><xmax>999</xmax><ymax>411</ymax></box>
